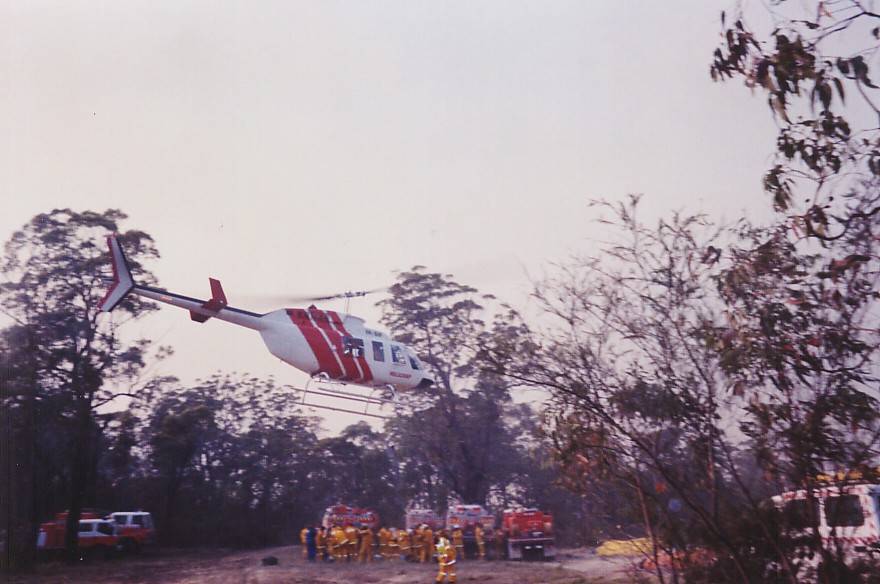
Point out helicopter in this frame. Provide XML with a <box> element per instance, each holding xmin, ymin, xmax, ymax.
<box><xmin>98</xmin><ymin>235</ymin><xmax>434</xmax><ymax>415</ymax></box>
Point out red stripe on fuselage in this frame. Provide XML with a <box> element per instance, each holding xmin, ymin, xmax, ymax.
<box><xmin>326</xmin><ymin>311</ymin><xmax>374</xmax><ymax>384</ymax></box>
<box><xmin>288</xmin><ymin>309</ymin><xmax>343</xmax><ymax>379</ymax></box>
<box><xmin>287</xmin><ymin>308</ymin><xmax>375</xmax><ymax>384</ymax></box>
<box><xmin>307</xmin><ymin>308</ymin><xmax>355</xmax><ymax>381</ymax></box>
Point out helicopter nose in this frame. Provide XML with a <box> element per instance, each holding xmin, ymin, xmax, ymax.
<box><xmin>416</xmin><ymin>376</ymin><xmax>434</xmax><ymax>390</ymax></box>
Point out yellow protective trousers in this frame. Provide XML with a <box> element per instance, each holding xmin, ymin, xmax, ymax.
<box><xmin>436</xmin><ymin>559</ymin><xmax>456</xmax><ymax>583</ymax></box>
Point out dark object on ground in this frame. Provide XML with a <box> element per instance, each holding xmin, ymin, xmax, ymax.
<box><xmin>261</xmin><ymin>556</ymin><xmax>279</xmax><ymax>566</ymax></box>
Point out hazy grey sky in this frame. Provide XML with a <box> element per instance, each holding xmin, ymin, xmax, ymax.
<box><xmin>1</xmin><ymin>1</ymin><xmax>778</xmax><ymax>428</ymax></box>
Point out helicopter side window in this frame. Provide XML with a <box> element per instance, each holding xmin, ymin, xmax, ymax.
<box><xmin>342</xmin><ymin>337</ymin><xmax>364</xmax><ymax>358</ymax></box>
<box><xmin>372</xmin><ymin>341</ymin><xmax>385</xmax><ymax>362</ymax></box>
<box><xmin>409</xmin><ymin>357</ymin><xmax>420</xmax><ymax>370</ymax></box>
<box><xmin>391</xmin><ymin>344</ymin><xmax>406</xmax><ymax>365</ymax></box>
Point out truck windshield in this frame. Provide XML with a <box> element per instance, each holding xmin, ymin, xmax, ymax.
<box><xmin>825</xmin><ymin>495</ymin><xmax>864</xmax><ymax>527</ymax></box>
<box><xmin>783</xmin><ymin>499</ymin><xmax>819</xmax><ymax>530</ymax></box>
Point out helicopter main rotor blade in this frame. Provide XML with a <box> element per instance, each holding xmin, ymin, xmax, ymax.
<box><xmin>240</xmin><ymin>287</ymin><xmax>387</xmax><ymax>306</ymax></box>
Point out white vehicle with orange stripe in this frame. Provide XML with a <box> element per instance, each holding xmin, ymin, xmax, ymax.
<box><xmin>98</xmin><ymin>235</ymin><xmax>433</xmax><ymax>413</ymax></box>
<box><xmin>773</xmin><ymin>482</ymin><xmax>880</xmax><ymax>563</ymax></box>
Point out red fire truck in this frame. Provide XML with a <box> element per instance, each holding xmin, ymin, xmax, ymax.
<box><xmin>405</xmin><ymin>508</ymin><xmax>444</xmax><ymax>531</ymax></box>
<box><xmin>502</xmin><ymin>508</ymin><xmax>555</xmax><ymax>560</ymax></box>
<box><xmin>36</xmin><ymin>510</ymin><xmax>156</xmax><ymax>558</ymax></box>
<box><xmin>36</xmin><ymin>511</ymin><xmax>118</xmax><ymax>559</ymax></box>
<box><xmin>321</xmin><ymin>505</ymin><xmax>379</xmax><ymax>529</ymax></box>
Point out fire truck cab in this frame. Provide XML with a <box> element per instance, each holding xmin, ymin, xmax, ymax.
<box><xmin>773</xmin><ymin>482</ymin><xmax>880</xmax><ymax>561</ymax></box>
<box><xmin>36</xmin><ymin>515</ymin><xmax>120</xmax><ymax>559</ymax></box>
<box><xmin>405</xmin><ymin>508</ymin><xmax>444</xmax><ymax>531</ymax></box>
<box><xmin>502</xmin><ymin>507</ymin><xmax>555</xmax><ymax>561</ymax></box>
<box><xmin>321</xmin><ymin>505</ymin><xmax>379</xmax><ymax>529</ymax></box>
<box><xmin>36</xmin><ymin>510</ymin><xmax>155</xmax><ymax>558</ymax></box>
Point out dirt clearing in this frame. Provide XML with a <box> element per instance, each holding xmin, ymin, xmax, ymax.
<box><xmin>5</xmin><ymin>547</ymin><xmax>657</xmax><ymax>583</ymax></box>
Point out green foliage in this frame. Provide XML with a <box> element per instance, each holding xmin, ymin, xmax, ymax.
<box><xmin>712</xmin><ymin>1</ymin><xmax>880</xmax><ymax>216</ymax></box>
<box><xmin>379</xmin><ymin>266</ymin><xmax>488</xmax><ymax>393</ymax></box>
<box><xmin>310</xmin><ymin>421</ymin><xmax>403</xmax><ymax>524</ymax></box>
<box><xmin>712</xmin><ymin>5</ymin><xmax>880</xmax><ymax>580</ymax></box>
<box><xmin>377</xmin><ymin>267</ymin><xmax>589</xmax><ymax>536</ymax></box>
<box><xmin>0</xmin><ymin>209</ymin><xmax>159</xmax><ymax>568</ymax></box>
<box><xmin>125</xmin><ymin>374</ymin><xmax>322</xmax><ymax>547</ymax></box>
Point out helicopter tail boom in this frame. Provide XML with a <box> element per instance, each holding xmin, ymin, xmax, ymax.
<box><xmin>98</xmin><ymin>235</ymin><xmax>265</xmax><ymax>331</ymax></box>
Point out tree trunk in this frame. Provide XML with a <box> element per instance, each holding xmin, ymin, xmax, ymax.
<box><xmin>63</xmin><ymin>398</ymin><xmax>93</xmax><ymax>563</ymax></box>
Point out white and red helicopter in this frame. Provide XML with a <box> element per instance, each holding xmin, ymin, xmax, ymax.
<box><xmin>98</xmin><ymin>235</ymin><xmax>433</xmax><ymax>417</ymax></box>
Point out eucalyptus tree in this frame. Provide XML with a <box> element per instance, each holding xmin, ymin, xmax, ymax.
<box><xmin>379</xmin><ymin>268</ymin><xmax>532</xmax><ymax>507</ymax></box>
<box><xmin>493</xmin><ymin>197</ymin><xmax>767</xmax><ymax>583</ymax></box>
<box><xmin>712</xmin><ymin>3</ymin><xmax>880</xmax><ymax>581</ymax></box>
<box><xmin>0</xmin><ymin>209</ymin><xmax>158</xmax><ymax>566</ymax></box>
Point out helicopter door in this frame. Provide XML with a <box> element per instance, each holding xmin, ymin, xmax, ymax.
<box><xmin>342</xmin><ymin>337</ymin><xmax>365</xmax><ymax>358</ymax></box>
<box><xmin>390</xmin><ymin>344</ymin><xmax>406</xmax><ymax>366</ymax></box>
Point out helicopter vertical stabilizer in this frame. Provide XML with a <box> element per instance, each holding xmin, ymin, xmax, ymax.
<box><xmin>190</xmin><ymin>278</ymin><xmax>228</xmax><ymax>323</ymax></box>
<box><xmin>98</xmin><ymin>235</ymin><xmax>135</xmax><ymax>312</ymax></box>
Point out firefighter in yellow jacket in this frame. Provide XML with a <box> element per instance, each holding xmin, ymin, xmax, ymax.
<box><xmin>358</xmin><ymin>524</ymin><xmax>374</xmax><ymax>563</ymax></box>
<box><xmin>435</xmin><ymin>530</ymin><xmax>457</xmax><ymax>583</ymax></box>
<box><xmin>300</xmin><ymin>526</ymin><xmax>309</xmax><ymax>558</ymax></box>
<box><xmin>421</xmin><ymin>525</ymin><xmax>434</xmax><ymax>563</ymax></box>
<box><xmin>344</xmin><ymin>522</ymin><xmax>359</xmax><ymax>561</ymax></box>
<box><xmin>398</xmin><ymin>528</ymin><xmax>412</xmax><ymax>561</ymax></box>
<box><xmin>451</xmin><ymin>525</ymin><xmax>464</xmax><ymax>560</ymax></box>
<box><xmin>388</xmin><ymin>527</ymin><xmax>399</xmax><ymax>560</ymax></box>
<box><xmin>412</xmin><ymin>525</ymin><xmax>424</xmax><ymax>562</ymax></box>
<box><xmin>333</xmin><ymin>524</ymin><xmax>348</xmax><ymax>561</ymax></box>
<box><xmin>316</xmin><ymin>526</ymin><xmax>326</xmax><ymax>562</ymax></box>
<box><xmin>378</xmin><ymin>526</ymin><xmax>391</xmax><ymax>560</ymax></box>
<box><xmin>474</xmin><ymin>524</ymin><xmax>486</xmax><ymax>560</ymax></box>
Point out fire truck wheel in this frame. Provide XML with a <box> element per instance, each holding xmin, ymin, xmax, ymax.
<box><xmin>120</xmin><ymin>538</ymin><xmax>141</xmax><ymax>554</ymax></box>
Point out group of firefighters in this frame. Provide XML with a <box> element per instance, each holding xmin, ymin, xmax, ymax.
<box><xmin>300</xmin><ymin>522</ymin><xmax>494</xmax><ymax>583</ymax></box>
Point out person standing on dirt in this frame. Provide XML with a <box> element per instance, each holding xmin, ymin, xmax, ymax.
<box><xmin>333</xmin><ymin>524</ymin><xmax>348</xmax><ymax>561</ymax></box>
<box><xmin>306</xmin><ymin>526</ymin><xmax>318</xmax><ymax>562</ymax></box>
<box><xmin>388</xmin><ymin>527</ymin><xmax>399</xmax><ymax>560</ymax></box>
<box><xmin>398</xmin><ymin>528</ymin><xmax>411</xmax><ymax>561</ymax></box>
<box><xmin>413</xmin><ymin>524</ymin><xmax>424</xmax><ymax>562</ymax></box>
<box><xmin>435</xmin><ymin>529</ymin><xmax>457</xmax><ymax>583</ymax></box>
<box><xmin>378</xmin><ymin>525</ymin><xmax>390</xmax><ymax>560</ymax></box>
<box><xmin>357</xmin><ymin>524</ymin><xmax>374</xmax><ymax>563</ymax></box>
<box><xmin>451</xmin><ymin>525</ymin><xmax>464</xmax><ymax>560</ymax></box>
<box><xmin>300</xmin><ymin>526</ymin><xmax>309</xmax><ymax>559</ymax></box>
<box><xmin>494</xmin><ymin>528</ymin><xmax>507</xmax><ymax>560</ymax></box>
<box><xmin>421</xmin><ymin>524</ymin><xmax>434</xmax><ymax>563</ymax></box>
<box><xmin>474</xmin><ymin>524</ymin><xmax>486</xmax><ymax>561</ymax></box>
<box><xmin>344</xmin><ymin>521</ymin><xmax>359</xmax><ymax>561</ymax></box>
<box><xmin>316</xmin><ymin>526</ymin><xmax>326</xmax><ymax>561</ymax></box>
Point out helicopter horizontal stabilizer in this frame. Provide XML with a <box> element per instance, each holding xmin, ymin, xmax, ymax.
<box><xmin>98</xmin><ymin>235</ymin><xmax>136</xmax><ymax>312</ymax></box>
<box><xmin>190</xmin><ymin>278</ymin><xmax>228</xmax><ymax>323</ymax></box>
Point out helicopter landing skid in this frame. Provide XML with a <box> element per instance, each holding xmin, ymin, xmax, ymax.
<box><xmin>296</xmin><ymin>376</ymin><xmax>401</xmax><ymax>419</ymax></box>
